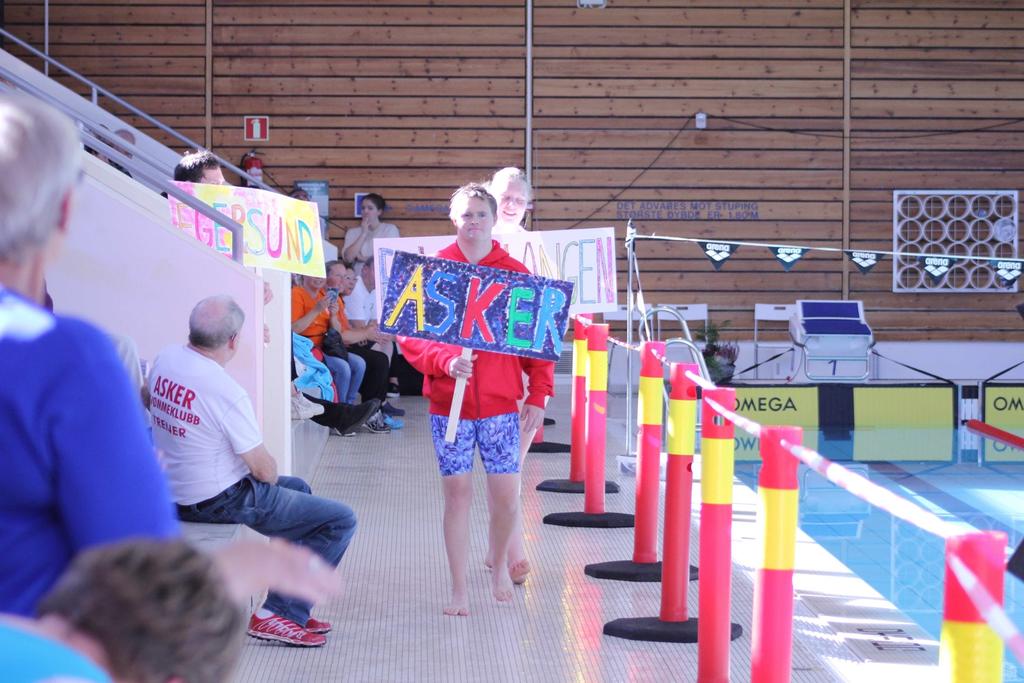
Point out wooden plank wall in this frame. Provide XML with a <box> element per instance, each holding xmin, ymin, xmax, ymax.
<box><xmin>3</xmin><ymin>0</ymin><xmax>1021</xmax><ymax>341</ymax></box>
<box><xmin>849</xmin><ymin>1</ymin><xmax>1024</xmax><ymax>340</ymax></box>
<box><xmin>532</xmin><ymin>0</ymin><xmax>846</xmax><ymax>344</ymax></box>
<box><xmin>2</xmin><ymin>1</ymin><xmax>209</xmax><ymax>144</ymax></box>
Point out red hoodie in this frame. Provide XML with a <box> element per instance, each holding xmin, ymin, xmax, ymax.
<box><xmin>398</xmin><ymin>240</ymin><xmax>555</xmax><ymax>419</ymax></box>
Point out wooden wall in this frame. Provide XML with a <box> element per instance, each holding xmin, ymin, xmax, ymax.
<box><xmin>3</xmin><ymin>0</ymin><xmax>1021</xmax><ymax>341</ymax></box>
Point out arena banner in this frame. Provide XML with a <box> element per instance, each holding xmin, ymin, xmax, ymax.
<box><xmin>982</xmin><ymin>384</ymin><xmax>1024</xmax><ymax>462</ymax></box>
<box><xmin>852</xmin><ymin>386</ymin><xmax>956</xmax><ymax>461</ymax></box>
<box><xmin>731</xmin><ymin>386</ymin><xmax>820</xmax><ymax>461</ymax></box>
<box><xmin>372</xmin><ymin>226</ymin><xmax>617</xmax><ymax>318</ymax></box>
<box><xmin>168</xmin><ymin>182</ymin><xmax>325</xmax><ymax>277</ymax></box>
<box><xmin>380</xmin><ymin>251</ymin><xmax>575</xmax><ymax>362</ymax></box>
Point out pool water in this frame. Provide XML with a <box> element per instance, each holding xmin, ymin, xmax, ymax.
<box><xmin>732</xmin><ymin>427</ymin><xmax>1024</xmax><ymax>681</ymax></box>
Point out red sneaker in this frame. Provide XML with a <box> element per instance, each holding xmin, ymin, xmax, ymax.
<box><xmin>247</xmin><ymin>614</ymin><xmax>326</xmax><ymax>647</ymax></box>
<box><xmin>305</xmin><ymin>617</ymin><xmax>332</xmax><ymax>634</ymax></box>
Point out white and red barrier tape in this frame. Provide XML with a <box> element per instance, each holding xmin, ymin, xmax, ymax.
<box><xmin>591</xmin><ymin>328</ymin><xmax>1024</xmax><ymax>664</ymax></box>
<box><xmin>681</xmin><ymin>364</ymin><xmax>1024</xmax><ymax>663</ymax></box>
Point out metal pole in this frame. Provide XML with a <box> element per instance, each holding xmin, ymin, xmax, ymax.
<box><xmin>43</xmin><ymin>0</ymin><xmax>49</xmax><ymax>76</ymax></box>
<box><xmin>525</xmin><ymin>0</ymin><xmax>532</xmax><ymax>184</ymax></box>
<box><xmin>625</xmin><ymin>220</ymin><xmax>635</xmax><ymax>457</ymax></box>
<box><xmin>0</xmin><ymin>27</ymin><xmax>273</xmax><ymax>193</ymax></box>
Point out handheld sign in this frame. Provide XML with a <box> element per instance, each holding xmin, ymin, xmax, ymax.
<box><xmin>381</xmin><ymin>251</ymin><xmax>575</xmax><ymax>441</ymax></box>
<box><xmin>168</xmin><ymin>182</ymin><xmax>325</xmax><ymax>277</ymax></box>
<box><xmin>373</xmin><ymin>226</ymin><xmax>618</xmax><ymax>318</ymax></box>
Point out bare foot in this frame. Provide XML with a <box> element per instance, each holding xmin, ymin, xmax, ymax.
<box><xmin>492</xmin><ymin>565</ymin><xmax>514</xmax><ymax>603</ymax></box>
<box><xmin>443</xmin><ymin>589</ymin><xmax>469</xmax><ymax>617</ymax></box>
<box><xmin>509</xmin><ymin>558</ymin><xmax>531</xmax><ymax>585</ymax></box>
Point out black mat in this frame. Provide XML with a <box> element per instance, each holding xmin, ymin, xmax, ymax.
<box><xmin>536</xmin><ymin>479</ymin><xmax>620</xmax><ymax>494</ymax></box>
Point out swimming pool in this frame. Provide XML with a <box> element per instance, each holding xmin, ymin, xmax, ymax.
<box><xmin>733</xmin><ymin>427</ymin><xmax>1024</xmax><ymax>681</ymax></box>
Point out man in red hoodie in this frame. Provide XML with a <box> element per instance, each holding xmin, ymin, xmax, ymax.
<box><xmin>399</xmin><ymin>183</ymin><xmax>554</xmax><ymax>616</ymax></box>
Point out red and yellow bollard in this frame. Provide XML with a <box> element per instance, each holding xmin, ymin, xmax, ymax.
<box><xmin>537</xmin><ymin>314</ymin><xmax>602</xmax><ymax>494</ymax></box>
<box><xmin>940</xmin><ymin>531</ymin><xmax>1007</xmax><ymax>683</ymax></box>
<box><xmin>584</xmin><ymin>323</ymin><xmax>610</xmax><ymax>515</ymax></box>
<box><xmin>570</xmin><ymin>315</ymin><xmax>591</xmax><ymax>483</ymax></box>
<box><xmin>544</xmin><ymin>322</ymin><xmax>631</xmax><ymax>528</ymax></box>
<box><xmin>634</xmin><ymin>340</ymin><xmax>666</xmax><ymax>564</ymax></box>
<box><xmin>602</xmin><ymin>362</ymin><xmax>701</xmax><ymax>641</ymax></box>
<box><xmin>660</xmin><ymin>362</ymin><xmax>700</xmax><ymax>624</ymax></box>
<box><xmin>698</xmin><ymin>386</ymin><xmax>743</xmax><ymax>682</ymax></box>
<box><xmin>751</xmin><ymin>426</ymin><xmax>802</xmax><ymax>683</ymax></box>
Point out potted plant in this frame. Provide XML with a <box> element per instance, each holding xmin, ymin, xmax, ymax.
<box><xmin>697</xmin><ymin>320</ymin><xmax>740</xmax><ymax>384</ymax></box>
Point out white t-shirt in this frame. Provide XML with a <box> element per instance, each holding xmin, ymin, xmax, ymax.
<box><xmin>148</xmin><ymin>345</ymin><xmax>261</xmax><ymax>505</ymax></box>
<box><xmin>343</xmin><ymin>278</ymin><xmax>375</xmax><ymax>323</ymax></box>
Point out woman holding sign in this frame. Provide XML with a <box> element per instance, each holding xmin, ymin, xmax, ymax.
<box><xmin>398</xmin><ymin>184</ymin><xmax>554</xmax><ymax>616</ymax></box>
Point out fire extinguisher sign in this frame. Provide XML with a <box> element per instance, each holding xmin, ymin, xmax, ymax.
<box><xmin>243</xmin><ymin>116</ymin><xmax>270</xmax><ymax>142</ymax></box>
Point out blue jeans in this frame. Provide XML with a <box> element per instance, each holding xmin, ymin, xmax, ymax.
<box><xmin>177</xmin><ymin>475</ymin><xmax>357</xmax><ymax>624</ymax></box>
<box><xmin>322</xmin><ymin>353</ymin><xmax>366</xmax><ymax>404</ymax></box>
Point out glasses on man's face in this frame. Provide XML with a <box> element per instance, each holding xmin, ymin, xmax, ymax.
<box><xmin>501</xmin><ymin>195</ymin><xmax>528</xmax><ymax>208</ymax></box>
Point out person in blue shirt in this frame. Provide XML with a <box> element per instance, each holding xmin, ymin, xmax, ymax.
<box><xmin>0</xmin><ymin>94</ymin><xmax>181</xmax><ymax>616</ymax></box>
<box><xmin>0</xmin><ymin>92</ymin><xmax>345</xmax><ymax>639</ymax></box>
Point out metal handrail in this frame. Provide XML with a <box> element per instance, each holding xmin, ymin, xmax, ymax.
<box><xmin>638</xmin><ymin>304</ymin><xmax>712</xmax><ymax>382</ymax></box>
<box><xmin>77</xmin><ymin>130</ymin><xmax>245</xmax><ymax>264</ymax></box>
<box><xmin>0</xmin><ymin>28</ymin><xmax>274</xmax><ymax>193</ymax></box>
<box><xmin>0</xmin><ymin>66</ymin><xmax>179</xmax><ymax>185</ymax></box>
<box><xmin>0</xmin><ymin>53</ymin><xmax>246</xmax><ymax>264</ymax></box>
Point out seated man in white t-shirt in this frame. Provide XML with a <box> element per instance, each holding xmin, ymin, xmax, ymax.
<box><xmin>149</xmin><ymin>295</ymin><xmax>357</xmax><ymax>648</ymax></box>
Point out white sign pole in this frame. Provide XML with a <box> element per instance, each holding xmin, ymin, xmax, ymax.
<box><xmin>444</xmin><ymin>347</ymin><xmax>473</xmax><ymax>443</ymax></box>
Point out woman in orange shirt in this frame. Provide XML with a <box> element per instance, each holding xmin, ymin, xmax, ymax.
<box><xmin>291</xmin><ymin>274</ymin><xmax>366</xmax><ymax>405</ymax></box>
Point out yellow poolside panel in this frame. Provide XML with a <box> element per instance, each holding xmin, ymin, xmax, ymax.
<box><xmin>734</xmin><ymin>386</ymin><xmax>820</xmax><ymax>427</ymax></box>
<box><xmin>985</xmin><ymin>385</ymin><xmax>1024</xmax><ymax>429</ymax></box>
<box><xmin>853</xmin><ymin>427</ymin><xmax>955</xmax><ymax>462</ymax></box>
<box><xmin>981</xmin><ymin>384</ymin><xmax>1024</xmax><ymax>462</ymax></box>
<box><xmin>852</xmin><ymin>386</ymin><xmax>955</xmax><ymax>428</ymax></box>
<box><xmin>852</xmin><ymin>386</ymin><xmax>956</xmax><ymax>461</ymax></box>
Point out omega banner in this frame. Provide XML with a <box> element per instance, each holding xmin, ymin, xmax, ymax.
<box><xmin>732</xmin><ymin>387</ymin><xmax>820</xmax><ymax>461</ymax></box>
<box><xmin>730</xmin><ymin>385</ymin><xmax>958</xmax><ymax>462</ymax></box>
<box><xmin>983</xmin><ymin>384</ymin><xmax>1024</xmax><ymax>461</ymax></box>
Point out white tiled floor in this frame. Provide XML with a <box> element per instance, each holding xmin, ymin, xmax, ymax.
<box><xmin>231</xmin><ymin>390</ymin><xmax>940</xmax><ymax>682</ymax></box>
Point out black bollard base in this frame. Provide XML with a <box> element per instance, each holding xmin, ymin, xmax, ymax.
<box><xmin>604</xmin><ymin>617</ymin><xmax>714</xmax><ymax>643</ymax></box>
<box><xmin>585</xmin><ymin>560</ymin><xmax>661</xmax><ymax>582</ymax></box>
<box><xmin>543</xmin><ymin>511</ymin><xmax>635</xmax><ymax>528</ymax></box>
<box><xmin>584</xmin><ymin>561</ymin><xmax>700</xmax><ymax>582</ymax></box>
<box><xmin>529</xmin><ymin>441</ymin><xmax>571</xmax><ymax>454</ymax></box>
<box><xmin>536</xmin><ymin>479</ymin><xmax>620</xmax><ymax>494</ymax></box>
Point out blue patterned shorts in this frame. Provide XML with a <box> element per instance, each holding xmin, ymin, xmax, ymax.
<box><xmin>430</xmin><ymin>412</ymin><xmax>521</xmax><ymax>477</ymax></box>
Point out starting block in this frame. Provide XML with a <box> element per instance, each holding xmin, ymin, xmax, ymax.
<box><xmin>789</xmin><ymin>300</ymin><xmax>874</xmax><ymax>382</ymax></box>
